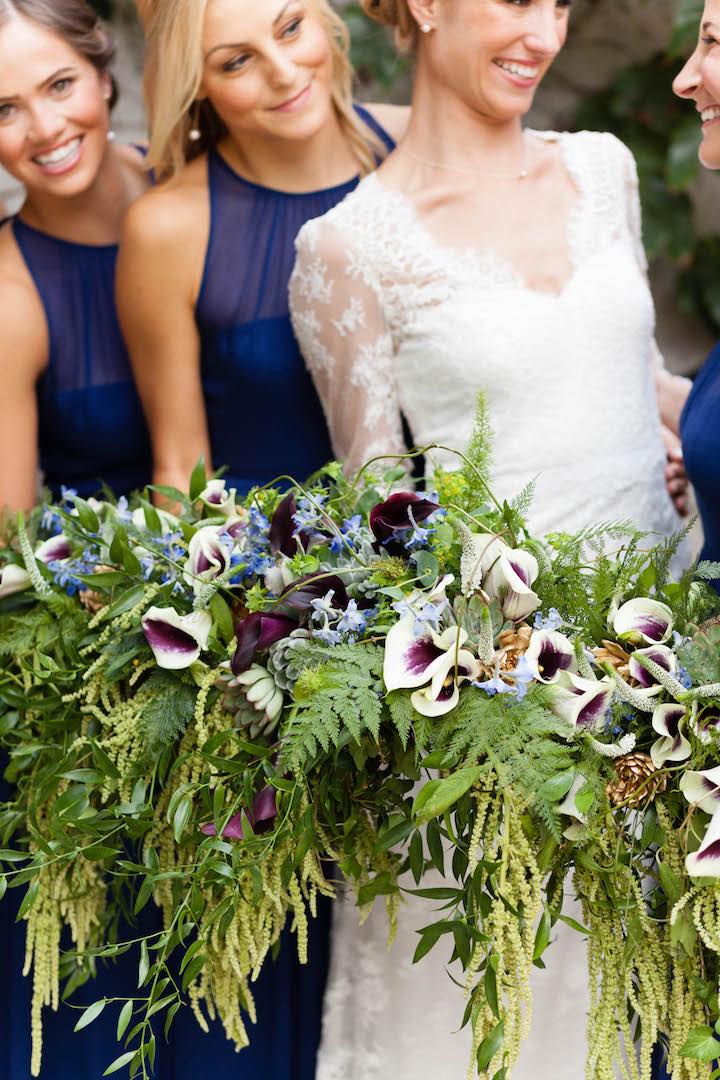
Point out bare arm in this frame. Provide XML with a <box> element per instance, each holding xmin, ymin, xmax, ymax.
<box><xmin>116</xmin><ymin>186</ymin><xmax>213</xmax><ymax>497</ymax></box>
<box><xmin>0</xmin><ymin>275</ymin><xmax>46</xmax><ymax>518</ymax></box>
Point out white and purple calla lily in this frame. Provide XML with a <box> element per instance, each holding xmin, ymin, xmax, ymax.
<box><xmin>629</xmin><ymin>645</ymin><xmax>678</xmax><ymax>691</ymax></box>
<box><xmin>525</xmin><ymin>630</ymin><xmax>577</xmax><ymax>685</ymax></box>
<box><xmin>0</xmin><ymin>564</ymin><xmax>31</xmax><ymax>600</ymax></box>
<box><xmin>650</xmin><ymin>704</ymin><xmax>691</xmax><ymax>769</ymax></box>
<box><xmin>131</xmin><ymin>506</ymin><xmax>179</xmax><ymax>534</ymax></box>
<box><xmin>613</xmin><ymin>598</ymin><xmax>673</xmax><ymax>646</ymax></box>
<box><xmin>459</xmin><ymin>527</ymin><xmax>507</xmax><ymax>597</ymax></box>
<box><xmin>484</xmin><ymin>546</ymin><xmax>541</xmax><ymax>622</ymax></box>
<box><xmin>183</xmin><ymin>526</ymin><xmax>231</xmax><ymax>592</ymax></box>
<box><xmin>142</xmin><ymin>606</ymin><xmax>212</xmax><ymax>669</ymax></box>
<box><xmin>384</xmin><ymin>620</ymin><xmax>478</xmax><ymax>716</ymax></box>
<box><xmin>198</xmin><ymin>479</ymin><xmax>237</xmax><ymax>517</ymax></box>
<box><xmin>680</xmin><ymin>765</ymin><xmax>720</xmax><ymax>814</ymax></box>
<box><xmin>550</xmin><ymin>672</ymin><xmax>614</xmax><ymax>732</ymax></box>
<box><xmin>35</xmin><ymin>534</ymin><xmax>72</xmax><ymax>564</ymax></box>
<box><xmin>686</xmin><ymin>807</ymin><xmax>720</xmax><ymax>878</ymax></box>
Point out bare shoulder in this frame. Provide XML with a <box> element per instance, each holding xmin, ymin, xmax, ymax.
<box><xmin>363</xmin><ymin>103</ymin><xmax>411</xmax><ymax>144</ymax></box>
<box><xmin>0</xmin><ymin>227</ymin><xmax>47</xmax><ymax>375</ymax></box>
<box><xmin>121</xmin><ymin>155</ymin><xmax>210</xmax><ymax>258</ymax></box>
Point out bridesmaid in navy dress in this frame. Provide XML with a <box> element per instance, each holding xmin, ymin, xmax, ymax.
<box><xmin>116</xmin><ymin>0</ymin><xmax>408</xmax><ymax>1076</ymax></box>
<box><xmin>0</xmin><ymin>2</ymin><xmax>153</xmax><ymax>1077</ymax></box>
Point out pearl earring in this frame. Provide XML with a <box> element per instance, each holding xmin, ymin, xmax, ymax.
<box><xmin>188</xmin><ymin>128</ymin><xmax>202</xmax><ymax>142</ymax></box>
<box><xmin>420</xmin><ymin>23</ymin><xmax>432</xmax><ymax>33</ymax></box>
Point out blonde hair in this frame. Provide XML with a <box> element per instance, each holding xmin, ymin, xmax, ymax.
<box><xmin>361</xmin><ymin>0</ymin><xmax>418</xmax><ymax>52</ymax></box>
<box><xmin>140</xmin><ymin>0</ymin><xmax>381</xmax><ymax>180</ymax></box>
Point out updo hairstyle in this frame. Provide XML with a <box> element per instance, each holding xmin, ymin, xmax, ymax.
<box><xmin>361</xmin><ymin>0</ymin><xmax>418</xmax><ymax>52</ymax></box>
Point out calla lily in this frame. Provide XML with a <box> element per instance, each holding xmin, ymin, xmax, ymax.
<box><xmin>680</xmin><ymin>765</ymin><xmax>720</xmax><ymax>813</ymax></box>
<box><xmin>558</xmin><ymin>775</ymin><xmax>589</xmax><ymax>824</ymax></box>
<box><xmin>550</xmin><ymin>672</ymin><xmax>614</xmax><ymax>732</ymax></box>
<box><xmin>686</xmin><ymin>807</ymin><xmax>720</xmax><ymax>878</ymax></box>
<box><xmin>409</xmin><ymin>640</ymin><xmax>480</xmax><ymax>717</ymax></box>
<box><xmin>201</xmin><ymin>786</ymin><xmax>277</xmax><ymax>840</ymax></box>
<box><xmin>483</xmin><ymin>547</ymin><xmax>541</xmax><ymax>622</ymax></box>
<box><xmin>457</xmin><ymin>525</ymin><xmax>507</xmax><ymax>597</ymax></box>
<box><xmin>629</xmin><ymin>645</ymin><xmax>677</xmax><ymax>690</ymax></box>
<box><xmin>35</xmin><ymin>534</ymin><xmax>71</xmax><ymax>563</ymax></box>
<box><xmin>142</xmin><ymin>606</ymin><xmax>212</xmax><ymax>669</ymax></box>
<box><xmin>264</xmin><ymin>556</ymin><xmax>297</xmax><ymax>596</ymax></box>
<box><xmin>132</xmin><ymin>507</ymin><xmax>179</xmax><ymax>534</ymax></box>
<box><xmin>231</xmin><ymin>612</ymin><xmax>296</xmax><ymax>675</ymax></box>
<box><xmin>525</xmin><ymin>630</ymin><xmax>577</xmax><ymax>684</ymax></box>
<box><xmin>369</xmin><ymin>492</ymin><xmax>440</xmax><ymax>555</ymax></box>
<box><xmin>183</xmin><ymin>526</ymin><xmax>231</xmax><ymax>592</ymax></box>
<box><xmin>198</xmin><ymin>479</ymin><xmax>237</xmax><ymax>516</ymax></box>
<box><xmin>650</xmin><ymin>704</ymin><xmax>691</xmax><ymax>769</ymax></box>
<box><xmin>277</xmin><ymin>573</ymin><xmax>349</xmax><ymax>618</ymax></box>
<box><xmin>613</xmin><ymin>598</ymin><xmax>673</xmax><ymax>645</ymax></box>
<box><xmin>269</xmin><ymin>493</ymin><xmax>316</xmax><ymax>557</ymax></box>
<box><xmin>385</xmin><ymin>619</ymin><xmax>469</xmax><ymax>691</ymax></box>
<box><xmin>0</xmin><ymin>564</ymin><xmax>31</xmax><ymax>600</ymax></box>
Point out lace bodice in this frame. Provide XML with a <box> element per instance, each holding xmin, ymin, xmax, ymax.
<box><xmin>291</xmin><ymin>130</ymin><xmax>680</xmax><ymax>542</ymax></box>
<box><xmin>291</xmin><ymin>131</ymin><xmax>685</xmax><ymax>1080</ymax></box>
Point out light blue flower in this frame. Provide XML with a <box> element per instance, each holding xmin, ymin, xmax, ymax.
<box><xmin>312</xmin><ymin>618</ymin><xmax>343</xmax><ymax>647</ymax></box>
<box><xmin>337</xmin><ymin>599</ymin><xmax>367</xmax><ymax>635</ymax></box>
<box><xmin>310</xmin><ymin>590</ymin><xmax>338</xmax><ymax>622</ymax></box>
<box><xmin>534</xmin><ymin>608</ymin><xmax>564</xmax><ymax>632</ymax></box>
<box><xmin>473</xmin><ymin>663</ymin><xmax>515</xmax><ymax>698</ymax></box>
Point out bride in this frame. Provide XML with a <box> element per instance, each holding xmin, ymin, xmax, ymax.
<box><xmin>290</xmin><ymin>0</ymin><xmax>690</xmax><ymax>1076</ymax></box>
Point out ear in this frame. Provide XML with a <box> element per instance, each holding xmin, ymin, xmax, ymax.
<box><xmin>405</xmin><ymin>0</ymin><xmax>440</xmax><ymax>32</ymax></box>
<box><xmin>100</xmin><ymin>70</ymin><xmax>113</xmax><ymax>105</ymax></box>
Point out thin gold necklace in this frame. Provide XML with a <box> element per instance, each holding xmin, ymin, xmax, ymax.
<box><xmin>399</xmin><ymin>137</ymin><xmax>531</xmax><ymax>181</ymax></box>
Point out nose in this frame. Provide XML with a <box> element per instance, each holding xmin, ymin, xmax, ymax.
<box><xmin>673</xmin><ymin>47</ymin><xmax>702</xmax><ymax>99</ymax></box>
<box><xmin>524</xmin><ymin>2</ymin><xmax>567</xmax><ymax>58</ymax></box>
<box><xmin>264</xmin><ymin>44</ymin><xmax>298</xmax><ymax>89</ymax></box>
<box><xmin>27</xmin><ymin>101</ymin><xmax>65</xmax><ymax>146</ymax></box>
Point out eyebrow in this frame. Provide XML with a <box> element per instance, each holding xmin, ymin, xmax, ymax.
<box><xmin>703</xmin><ymin>20</ymin><xmax>717</xmax><ymax>31</ymax></box>
<box><xmin>0</xmin><ymin>66</ymin><xmax>76</xmax><ymax>103</ymax></box>
<box><xmin>204</xmin><ymin>2</ymin><xmax>295</xmax><ymax>60</ymax></box>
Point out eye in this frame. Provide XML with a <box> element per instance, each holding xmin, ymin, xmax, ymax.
<box><xmin>50</xmin><ymin>77</ymin><xmax>74</xmax><ymax>94</ymax></box>
<box><xmin>0</xmin><ymin>102</ymin><xmax>16</xmax><ymax>122</ymax></box>
<box><xmin>281</xmin><ymin>16</ymin><xmax>304</xmax><ymax>38</ymax></box>
<box><xmin>222</xmin><ymin>52</ymin><xmax>252</xmax><ymax>73</ymax></box>
<box><xmin>702</xmin><ymin>35</ymin><xmax>718</xmax><ymax>46</ymax></box>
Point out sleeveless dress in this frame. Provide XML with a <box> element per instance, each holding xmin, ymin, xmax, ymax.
<box><xmin>290</xmin><ymin>130</ymin><xmax>687</xmax><ymax>1080</ymax></box>
<box><xmin>195</xmin><ymin>105</ymin><xmax>395</xmax><ymax>495</ymax></box>
<box><xmin>681</xmin><ymin>342</ymin><xmax>720</xmax><ymax>591</ymax></box>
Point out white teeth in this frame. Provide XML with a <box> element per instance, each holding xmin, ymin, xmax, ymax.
<box><xmin>702</xmin><ymin>106</ymin><xmax>720</xmax><ymax>123</ymax></box>
<box><xmin>34</xmin><ymin>137</ymin><xmax>81</xmax><ymax>167</ymax></box>
<box><xmin>495</xmin><ymin>60</ymin><xmax>537</xmax><ymax>80</ymax></box>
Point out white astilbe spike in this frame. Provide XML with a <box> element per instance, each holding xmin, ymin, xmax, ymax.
<box><xmin>18</xmin><ymin>514</ymin><xmax>53</xmax><ymax>597</ymax></box>
<box><xmin>477</xmin><ymin>605</ymin><xmax>496</xmax><ymax>665</ymax></box>
<box><xmin>632</xmin><ymin>653</ymin><xmax>687</xmax><ymax>700</ymax></box>
<box><xmin>575</xmin><ymin>642</ymin><xmax>595</xmax><ymax>680</ymax></box>
<box><xmin>588</xmin><ymin>733</ymin><xmax>637</xmax><ymax>759</ymax></box>
<box><xmin>682</xmin><ymin>683</ymin><xmax>720</xmax><ymax>702</ymax></box>
<box><xmin>602</xmin><ymin>665</ymin><xmax>657</xmax><ymax>713</ymax></box>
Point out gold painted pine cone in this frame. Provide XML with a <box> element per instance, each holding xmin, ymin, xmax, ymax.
<box><xmin>498</xmin><ymin>624</ymin><xmax>533</xmax><ymax>671</ymax></box>
<box><xmin>593</xmin><ymin>640</ymin><xmax>631</xmax><ymax>679</ymax></box>
<box><xmin>607</xmin><ymin>752</ymin><xmax>667</xmax><ymax>807</ymax></box>
<box><xmin>78</xmin><ymin>565</ymin><xmax>115</xmax><ymax>614</ymax></box>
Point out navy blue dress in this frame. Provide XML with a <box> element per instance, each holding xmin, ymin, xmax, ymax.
<box><xmin>196</xmin><ymin>104</ymin><xmax>396</xmax><ymax>495</ymax></box>
<box><xmin>681</xmin><ymin>342</ymin><xmax>720</xmax><ymax>592</ymax></box>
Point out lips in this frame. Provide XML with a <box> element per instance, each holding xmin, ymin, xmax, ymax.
<box><xmin>271</xmin><ymin>82</ymin><xmax>312</xmax><ymax>113</ymax></box>
<box><xmin>32</xmin><ymin>135</ymin><xmax>84</xmax><ymax>175</ymax></box>
<box><xmin>701</xmin><ymin>105</ymin><xmax>720</xmax><ymax>123</ymax></box>
<box><xmin>493</xmin><ymin>59</ymin><xmax>541</xmax><ymax>85</ymax></box>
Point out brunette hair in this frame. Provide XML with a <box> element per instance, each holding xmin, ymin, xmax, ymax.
<box><xmin>139</xmin><ymin>0</ymin><xmax>382</xmax><ymax>180</ymax></box>
<box><xmin>0</xmin><ymin>0</ymin><xmax>118</xmax><ymax>106</ymax></box>
<box><xmin>361</xmin><ymin>0</ymin><xmax>418</xmax><ymax>52</ymax></box>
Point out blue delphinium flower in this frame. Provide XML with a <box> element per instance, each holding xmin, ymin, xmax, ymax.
<box><xmin>677</xmin><ymin>666</ymin><xmax>693</xmax><ymax>690</ymax></box>
<box><xmin>337</xmin><ymin>599</ymin><xmax>368</xmax><ymax>636</ymax></box>
<box><xmin>330</xmin><ymin>515</ymin><xmax>365</xmax><ymax>555</ymax></box>
<box><xmin>312</xmin><ymin>618</ymin><xmax>343</xmax><ymax>647</ymax></box>
<box><xmin>534</xmin><ymin>608</ymin><xmax>564</xmax><ymax>632</ymax></box>
<box><xmin>292</xmin><ymin>495</ymin><xmax>328</xmax><ymax>535</ymax></box>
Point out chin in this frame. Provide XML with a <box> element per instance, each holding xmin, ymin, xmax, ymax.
<box><xmin>700</xmin><ymin>142</ymin><xmax>720</xmax><ymax>170</ymax></box>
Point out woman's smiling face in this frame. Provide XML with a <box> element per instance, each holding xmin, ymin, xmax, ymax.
<box><xmin>199</xmin><ymin>0</ymin><xmax>335</xmax><ymax>145</ymax></box>
<box><xmin>413</xmin><ymin>0</ymin><xmax>572</xmax><ymax>124</ymax></box>
<box><xmin>0</xmin><ymin>13</ymin><xmax>111</xmax><ymax>196</ymax></box>
<box><xmin>674</xmin><ymin>0</ymin><xmax>720</xmax><ymax>169</ymax></box>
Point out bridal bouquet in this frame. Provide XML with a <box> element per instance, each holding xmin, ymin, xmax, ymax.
<box><xmin>1</xmin><ymin>405</ymin><xmax>720</xmax><ymax>1080</ymax></box>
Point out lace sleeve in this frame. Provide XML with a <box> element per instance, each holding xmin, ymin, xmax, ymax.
<box><xmin>620</xmin><ymin>139</ymin><xmax>666</xmax><ymax>371</ymax></box>
<box><xmin>290</xmin><ymin>217</ymin><xmax>406</xmax><ymax>477</ymax></box>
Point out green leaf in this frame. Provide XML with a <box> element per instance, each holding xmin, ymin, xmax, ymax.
<box><xmin>414</xmin><ymin>551</ymin><xmax>440</xmax><ymax>587</ymax></box>
<box><xmin>101</xmin><ymin>584</ymin><xmax>146</xmax><ymax>623</ymax></box>
<box><xmin>533</xmin><ymin>911</ymin><xmax>552</xmax><ymax>962</ymax></box>
<box><xmin>116</xmin><ymin>1000</ymin><xmax>133</xmax><ymax>1040</ymax></box>
<box><xmin>141</xmin><ymin>500</ymin><xmax>163</xmax><ymax>535</ymax></box>
<box><xmin>73</xmin><ymin>496</ymin><xmax>100</xmax><ymax>534</ymax></box>
<box><xmin>374</xmin><ymin>818</ymin><xmax>414</xmax><ymax>854</ymax></box>
<box><xmin>103</xmin><ymin>1051</ymin><xmax>138</xmax><ymax>1075</ymax></box>
<box><xmin>209</xmin><ymin>593</ymin><xmax>235</xmax><ymax>644</ymax></box>
<box><xmin>173</xmin><ymin>794</ymin><xmax>193</xmax><ymax>844</ymax></box>
<box><xmin>138</xmin><ymin>939</ymin><xmax>150</xmax><ymax>987</ymax></box>
<box><xmin>484</xmin><ymin>963</ymin><xmax>500</xmax><ymax>1020</ymax></box>
<box><xmin>538</xmin><ymin>768</ymin><xmax>575</xmax><ymax>804</ymax></box>
<box><xmin>658</xmin><ymin>859</ymin><xmax>683</xmax><ymax>908</ymax></box>
<box><xmin>189</xmin><ymin>459</ymin><xmax>207</xmax><ymax>502</ymax></box>
<box><xmin>74</xmin><ymin>999</ymin><xmax>107</xmax><ymax>1032</ymax></box>
<box><xmin>409</xmin><ymin>830</ymin><xmax>424</xmax><ymax>885</ymax></box>
<box><xmin>413</xmin><ymin>767</ymin><xmax>482</xmax><ymax>825</ymax></box>
<box><xmin>16</xmin><ymin>880</ymin><xmax>39</xmax><ymax>921</ymax></box>
<box><xmin>681</xmin><ymin>1026</ymin><xmax>720</xmax><ymax>1062</ymax></box>
<box><xmin>477</xmin><ymin>1020</ymin><xmax>505</xmax><ymax>1072</ymax></box>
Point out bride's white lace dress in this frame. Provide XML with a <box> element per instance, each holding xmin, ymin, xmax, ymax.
<box><xmin>289</xmin><ymin>130</ymin><xmax>685</xmax><ymax>1079</ymax></box>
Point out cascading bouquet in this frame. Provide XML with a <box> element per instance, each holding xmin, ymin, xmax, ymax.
<box><xmin>1</xmin><ymin>406</ymin><xmax>720</xmax><ymax>1080</ymax></box>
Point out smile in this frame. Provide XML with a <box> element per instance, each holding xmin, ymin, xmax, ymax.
<box><xmin>32</xmin><ymin>135</ymin><xmax>84</xmax><ymax>174</ymax></box>
<box><xmin>493</xmin><ymin>59</ymin><xmax>540</xmax><ymax>83</ymax></box>
<box><xmin>701</xmin><ymin>105</ymin><xmax>720</xmax><ymax>123</ymax></box>
<box><xmin>271</xmin><ymin>82</ymin><xmax>312</xmax><ymax>113</ymax></box>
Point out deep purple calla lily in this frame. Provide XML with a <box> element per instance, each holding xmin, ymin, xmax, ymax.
<box><xmin>201</xmin><ymin>786</ymin><xmax>278</xmax><ymax>841</ymax></box>
<box><xmin>277</xmin><ymin>573</ymin><xmax>349</xmax><ymax>617</ymax></box>
<box><xmin>369</xmin><ymin>493</ymin><xmax>440</xmax><ymax>553</ymax></box>
<box><xmin>269</xmin><ymin>493</ymin><xmax>316</xmax><ymax>558</ymax></box>
<box><xmin>231</xmin><ymin>611</ymin><xmax>296</xmax><ymax>675</ymax></box>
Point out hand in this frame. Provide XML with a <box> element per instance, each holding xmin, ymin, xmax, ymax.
<box><xmin>661</xmin><ymin>425</ymin><xmax>690</xmax><ymax>517</ymax></box>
